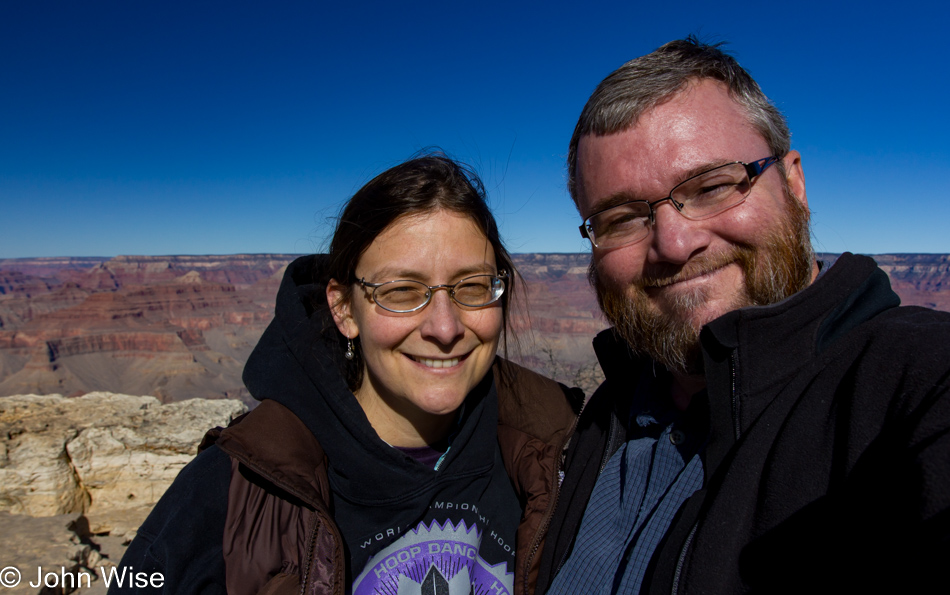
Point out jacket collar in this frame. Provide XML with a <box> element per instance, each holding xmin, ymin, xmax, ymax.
<box><xmin>699</xmin><ymin>252</ymin><xmax>899</xmax><ymax>428</ymax></box>
<box><xmin>592</xmin><ymin>253</ymin><xmax>900</xmax><ymax>449</ymax></box>
<box><xmin>701</xmin><ymin>253</ymin><xmax>897</xmax><ymax>360</ymax></box>
<box><xmin>215</xmin><ymin>399</ymin><xmax>331</xmax><ymax>511</ymax></box>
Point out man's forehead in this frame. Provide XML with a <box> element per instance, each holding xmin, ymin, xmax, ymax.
<box><xmin>575</xmin><ymin>81</ymin><xmax>765</xmax><ymax>212</ymax></box>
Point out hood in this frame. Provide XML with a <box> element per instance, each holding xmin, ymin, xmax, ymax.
<box><xmin>241</xmin><ymin>254</ymin><xmax>499</xmax><ymax>504</ymax></box>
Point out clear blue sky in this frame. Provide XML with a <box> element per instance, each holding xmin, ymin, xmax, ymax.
<box><xmin>2</xmin><ymin>1</ymin><xmax>948</xmax><ymax>258</ymax></box>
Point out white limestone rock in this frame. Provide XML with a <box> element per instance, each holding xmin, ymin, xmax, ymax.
<box><xmin>0</xmin><ymin>392</ymin><xmax>246</xmax><ymax>517</ymax></box>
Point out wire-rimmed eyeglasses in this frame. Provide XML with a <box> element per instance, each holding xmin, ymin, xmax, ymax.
<box><xmin>357</xmin><ymin>271</ymin><xmax>508</xmax><ymax>313</ymax></box>
<box><xmin>579</xmin><ymin>156</ymin><xmax>780</xmax><ymax>249</ymax></box>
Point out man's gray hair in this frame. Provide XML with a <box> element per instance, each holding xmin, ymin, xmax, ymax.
<box><xmin>568</xmin><ymin>36</ymin><xmax>791</xmax><ymax>205</ymax></box>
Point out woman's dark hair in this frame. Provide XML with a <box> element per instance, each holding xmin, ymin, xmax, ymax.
<box><xmin>323</xmin><ymin>152</ymin><xmax>517</xmax><ymax>390</ymax></box>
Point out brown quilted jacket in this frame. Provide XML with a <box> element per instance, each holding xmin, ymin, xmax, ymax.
<box><xmin>203</xmin><ymin>358</ymin><xmax>578</xmax><ymax>595</ymax></box>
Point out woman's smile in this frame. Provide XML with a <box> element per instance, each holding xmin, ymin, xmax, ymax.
<box><xmin>408</xmin><ymin>353</ymin><xmax>467</xmax><ymax>369</ymax></box>
<box><xmin>328</xmin><ymin>209</ymin><xmax>503</xmax><ymax>446</ymax></box>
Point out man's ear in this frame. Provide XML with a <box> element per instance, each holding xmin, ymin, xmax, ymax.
<box><xmin>326</xmin><ymin>279</ymin><xmax>358</xmax><ymax>339</ymax></box>
<box><xmin>783</xmin><ymin>150</ymin><xmax>807</xmax><ymax>208</ymax></box>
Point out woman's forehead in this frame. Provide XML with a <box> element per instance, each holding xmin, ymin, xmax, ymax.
<box><xmin>357</xmin><ymin>210</ymin><xmax>496</xmax><ymax>280</ymax></box>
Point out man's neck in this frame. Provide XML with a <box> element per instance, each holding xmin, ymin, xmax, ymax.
<box><xmin>671</xmin><ymin>373</ymin><xmax>706</xmax><ymax>411</ymax></box>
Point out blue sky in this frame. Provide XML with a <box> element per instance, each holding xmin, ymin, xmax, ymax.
<box><xmin>2</xmin><ymin>1</ymin><xmax>948</xmax><ymax>258</ymax></box>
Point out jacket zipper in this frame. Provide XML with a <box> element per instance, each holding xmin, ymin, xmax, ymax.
<box><xmin>299</xmin><ymin>514</ymin><xmax>320</xmax><ymax>595</ymax></box>
<box><xmin>668</xmin><ymin>352</ymin><xmax>740</xmax><ymax>592</ymax></box>
<box><xmin>224</xmin><ymin>448</ymin><xmax>342</xmax><ymax>595</ymax></box>
<box><xmin>669</xmin><ymin>353</ymin><xmax>738</xmax><ymax>593</ymax></box>
<box><xmin>670</xmin><ymin>524</ymin><xmax>697</xmax><ymax>595</ymax></box>
<box><xmin>522</xmin><ymin>413</ymin><xmax>580</xmax><ymax>595</ymax></box>
<box><xmin>599</xmin><ymin>410</ymin><xmax>621</xmax><ymax>474</ymax></box>
<box><xmin>548</xmin><ymin>410</ymin><xmax>619</xmax><ymax>582</ymax></box>
<box><xmin>730</xmin><ymin>352</ymin><xmax>741</xmax><ymax>440</ymax></box>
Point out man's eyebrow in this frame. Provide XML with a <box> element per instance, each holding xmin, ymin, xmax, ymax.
<box><xmin>585</xmin><ymin>159</ymin><xmax>741</xmax><ymax>217</ymax></box>
<box><xmin>674</xmin><ymin>159</ymin><xmax>736</xmax><ymax>185</ymax></box>
<box><xmin>587</xmin><ymin>190</ymin><xmax>644</xmax><ymax>217</ymax></box>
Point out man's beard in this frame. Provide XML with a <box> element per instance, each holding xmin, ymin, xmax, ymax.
<box><xmin>593</xmin><ymin>193</ymin><xmax>814</xmax><ymax>376</ymax></box>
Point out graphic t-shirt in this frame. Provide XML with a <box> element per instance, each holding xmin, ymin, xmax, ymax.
<box><xmin>394</xmin><ymin>444</ymin><xmax>447</xmax><ymax>470</ymax></box>
<box><xmin>342</xmin><ymin>444</ymin><xmax>520</xmax><ymax>595</ymax></box>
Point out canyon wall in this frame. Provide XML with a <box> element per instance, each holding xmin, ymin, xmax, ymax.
<box><xmin>0</xmin><ymin>255</ymin><xmax>292</xmax><ymax>406</ymax></box>
<box><xmin>0</xmin><ymin>251</ymin><xmax>947</xmax><ymax>591</ymax></box>
<box><xmin>1</xmin><ymin>252</ymin><xmax>948</xmax><ymax>399</ymax></box>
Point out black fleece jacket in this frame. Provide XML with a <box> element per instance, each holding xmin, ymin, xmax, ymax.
<box><xmin>538</xmin><ymin>253</ymin><xmax>950</xmax><ymax>594</ymax></box>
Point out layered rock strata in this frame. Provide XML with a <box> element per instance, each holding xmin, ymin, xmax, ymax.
<box><xmin>0</xmin><ymin>392</ymin><xmax>245</xmax><ymax>594</ymax></box>
<box><xmin>2</xmin><ymin>253</ymin><xmax>949</xmax><ymax>400</ymax></box>
<box><xmin>0</xmin><ymin>392</ymin><xmax>246</xmax><ymax>517</ymax></box>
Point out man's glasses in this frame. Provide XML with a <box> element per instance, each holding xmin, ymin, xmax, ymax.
<box><xmin>579</xmin><ymin>156</ymin><xmax>780</xmax><ymax>249</ymax></box>
<box><xmin>357</xmin><ymin>272</ymin><xmax>507</xmax><ymax>313</ymax></box>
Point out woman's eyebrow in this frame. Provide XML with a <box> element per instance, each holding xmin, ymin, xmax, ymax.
<box><xmin>451</xmin><ymin>264</ymin><xmax>497</xmax><ymax>277</ymax></box>
<box><xmin>362</xmin><ymin>263</ymin><xmax>496</xmax><ymax>281</ymax></box>
<box><xmin>358</xmin><ymin>267</ymin><xmax>419</xmax><ymax>281</ymax></box>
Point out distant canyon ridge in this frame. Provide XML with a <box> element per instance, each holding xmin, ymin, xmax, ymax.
<box><xmin>2</xmin><ymin>253</ymin><xmax>948</xmax><ymax>403</ymax></box>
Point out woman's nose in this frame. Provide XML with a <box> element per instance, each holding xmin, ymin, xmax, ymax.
<box><xmin>418</xmin><ymin>289</ymin><xmax>466</xmax><ymax>345</ymax></box>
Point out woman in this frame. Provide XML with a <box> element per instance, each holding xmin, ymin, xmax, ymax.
<box><xmin>113</xmin><ymin>154</ymin><xmax>579</xmax><ymax>595</ymax></box>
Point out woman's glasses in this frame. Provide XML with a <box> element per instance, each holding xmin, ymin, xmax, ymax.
<box><xmin>357</xmin><ymin>271</ymin><xmax>507</xmax><ymax>313</ymax></box>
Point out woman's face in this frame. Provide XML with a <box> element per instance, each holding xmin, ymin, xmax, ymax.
<box><xmin>327</xmin><ymin>209</ymin><xmax>504</xmax><ymax>446</ymax></box>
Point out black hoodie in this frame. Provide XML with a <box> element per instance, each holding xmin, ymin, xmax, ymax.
<box><xmin>242</xmin><ymin>254</ymin><xmax>521</xmax><ymax>586</ymax></box>
<box><xmin>114</xmin><ymin>254</ymin><xmax>583</xmax><ymax>595</ymax></box>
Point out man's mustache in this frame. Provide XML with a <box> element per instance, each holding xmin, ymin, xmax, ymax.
<box><xmin>638</xmin><ymin>247</ymin><xmax>744</xmax><ymax>290</ymax></box>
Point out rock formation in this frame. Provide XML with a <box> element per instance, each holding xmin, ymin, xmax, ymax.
<box><xmin>0</xmin><ymin>256</ymin><xmax>290</xmax><ymax>405</ymax></box>
<box><xmin>509</xmin><ymin>253</ymin><xmax>608</xmax><ymax>392</ymax></box>
<box><xmin>1</xmin><ymin>252</ymin><xmax>949</xmax><ymax>399</ymax></box>
<box><xmin>0</xmin><ymin>392</ymin><xmax>245</xmax><ymax>594</ymax></box>
<box><xmin>0</xmin><ymin>250</ymin><xmax>948</xmax><ymax>591</ymax></box>
<box><xmin>1</xmin><ymin>392</ymin><xmax>245</xmax><ymax>517</ymax></box>
<box><xmin>871</xmin><ymin>254</ymin><xmax>950</xmax><ymax>311</ymax></box>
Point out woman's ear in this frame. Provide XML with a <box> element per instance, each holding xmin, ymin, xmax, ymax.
<box><xmin>326</xmin><ymin>279</ymin><xmax>358</xmax><ymax>339</ymax></box>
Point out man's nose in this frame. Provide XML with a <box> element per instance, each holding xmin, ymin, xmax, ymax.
<box><xmin>419</xmin><ymin>289</ymin><xmax>466</xmax><ymax>345</ymax></box>
<box><xmin>646</xmin><ymin>201</ymin><xmax>711</xmax><ymax>265</ymax></box>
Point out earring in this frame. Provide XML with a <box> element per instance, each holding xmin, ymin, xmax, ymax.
<box><xmin>344</xmin><ymin>338</ymin><xmax>355</xmax><ymax>360</ymax></box>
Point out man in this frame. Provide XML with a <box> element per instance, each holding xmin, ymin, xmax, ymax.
<box><xmin>536</xmin><ymin>38</ymin><xmax>950</xmax><ymax>594</ymax></box>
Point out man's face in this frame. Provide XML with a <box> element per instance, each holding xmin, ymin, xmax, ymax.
<box><xmin>575</xmin><ymin>79</ymin><xmax>816</xmax><ymax>375</ymax></box>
